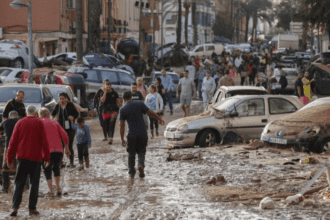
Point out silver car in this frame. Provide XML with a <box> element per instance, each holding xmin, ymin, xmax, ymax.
<box><xmin>0</xmin><ymin>67</ymin><xmax>28</xmax><ymax>83</ymax></box>
<box><xmin>0</xmin><ymin>40</ymin><xmax>39</xmax><ymax>69</ymax></box>
<box><xmin>164</xmin><ymin>95</ymin><xmax>303</xmax><ymax>148</ymax></box>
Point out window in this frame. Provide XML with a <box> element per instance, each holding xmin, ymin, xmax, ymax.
<box><xmin>269</xmin><ymin>98</ymin><xmax>297</xmax><ymax>114</ymax></box>
<box><xmin>15</xmin><ymin>71</ymin><xmax>24</xmax><ymax>78</ymax></box>
<box><xmin>215</xmin><ymin>91</ymin><xmax>222</xmax><ymax>103</ymax></box>
<box><xmin>100</xmin><ymin>70</ymin><xmax>119</xmax><ymax>84</ymax></box>
<box><xmin>56</xmin><ymin>54</ymin><xmax>66</xmax><ymax>61</ymax></box>
<box><xmin>196</xmin><ymin>46</ymin><xmax>204</xmax><ymax>52</ymax></box>
<box><xmin>0</xmin><ymin>87</ymin><xmax>41</xmax><ymax>103</ymax></box>
<box><xmin>83</xmin><ymin>69</ymin><xmax>99</xmax><ymax>82</ymax></box>
<box><xmin>206</xmin><ymin>45</ymin><xmax>215</xmax><ymax>51</ymax></box>
<box><xmin>118</xmin><ymin>72</ymin><xmax>135</xmax><ymax>86</ymax></box>
<box><xmin>233</xmin><ymin>98</ymin><xmax>265</xmax><ymax>117</ymax></box>
<box><xmin>0</xmin><ymin>69</ymin><xmax>11</xmax><ymax>77</ymax></box>
<box><xmin>42</xmin><ymin>87</ymin><xmax>52</xmax><ymax>98</ymax></box>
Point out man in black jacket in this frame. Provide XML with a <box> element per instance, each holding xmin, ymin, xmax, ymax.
<box><xmin>3</xmin><ymin>90</ymin><xmax>26</xmax><ymax>120</ymax></box>
<box><xmin>0</xmin><ymin>111</ymin><xmax>20</xmax><ymax>192</ymax></box>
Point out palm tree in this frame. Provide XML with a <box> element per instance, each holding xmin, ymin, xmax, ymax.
<box><xmin>75</xmin><ymin>0</ymin><xmax>83</xmax><ymax>63</ymax></box>
<box><xmin>177</xmin><ymin>0</ymin><xmax>182</xmax><ymax>46</ymax></box>
<box><xmin>183</xmin><ymin>0</ymin><xmax>191</xmax><ymax>46</ymax></box>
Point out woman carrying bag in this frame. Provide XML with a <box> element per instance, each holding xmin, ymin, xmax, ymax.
<box><xmin>51</xmin><ymin>92</ymin><xmax>79</xmax><ymax>168</ymax></box>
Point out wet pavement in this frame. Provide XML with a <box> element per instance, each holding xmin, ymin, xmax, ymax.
<box><xmin>0</xmin><ymin>102</ymin><xmax>330</xmax><ymax>219</ymax></box>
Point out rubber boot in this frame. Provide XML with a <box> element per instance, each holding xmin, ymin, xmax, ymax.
<box><xmin>2</xmin><ymin>172</ymin><xmax>9</xmax><ymax>192</ymax></box>
<box><xmin>84</xmin><ymin>156</ymin><xmax>90</xmax><ymax>168</ymax></box>
<box><xmin>70</xmin><ymin>157</ymin><xmax>75</xmax><ymax>168</ymax></box>
<box><xmin>78</xmin><ymin>160</ymin><xmax>84</xmax><ymax>171</ymax></box>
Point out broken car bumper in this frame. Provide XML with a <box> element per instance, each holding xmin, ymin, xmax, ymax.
<box><xmin>261</xmin><ymin>133</ymin><xmax>315</xmax><ymax>146</ymax></box>
<box><xmin>164</xmin><ymin>131</ymin><xmax>197</xmax><ymax>147</ymax></box>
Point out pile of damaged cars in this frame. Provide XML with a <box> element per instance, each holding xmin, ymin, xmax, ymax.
<box><xmin>261</xmin><ymin>97</ymin><xmax>330</xmax><ymax>153</ymax></box>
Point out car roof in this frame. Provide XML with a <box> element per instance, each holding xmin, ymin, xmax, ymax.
<box><xmin>1</xmin><ymin>83</ymin><xmax>43</xmax><ymax>88</ymax></box>
<box><xmin>226</xmin><ymin>94</ymin><xmax>297</xmax><ymax>101</ymax></box>
<box><xmin>44</xmin><ymin>84</ymin><xmax>70</xmax><ymax>88</ymax></box>
<box><xmin>219</xmin><ymin>86</ymin><xmax>266</xmax><ymax>92</ymax></box>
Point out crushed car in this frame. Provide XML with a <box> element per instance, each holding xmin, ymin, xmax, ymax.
<box><xmin>164</xmin><ymin>95</ymin><xmax>303</xmax><ymax>148</ymax></box>
<box><xmin>261</xmin><ymin>97</ymin><xmax>330</xmax><ymax>153</ymax></box>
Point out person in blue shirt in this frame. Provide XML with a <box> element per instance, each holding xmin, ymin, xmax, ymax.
<box><xmin>159</xmin><ymin>69</ymin><xmax>173</xmax><ymax>115</ymax></box>
<box><xmin>120</xmin><ymin>91</ymin><xmax>165</xmax><ymax>178</ymax></box>
<box><xmin>71</xmin><ymin>117</ymin><xmax>92</xmax><ymax>171</ymax></box>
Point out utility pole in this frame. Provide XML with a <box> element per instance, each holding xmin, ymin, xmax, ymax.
<box><xmin>236</xmin><ymin>0</ymin><xmax>240</xmax><ymax>44</ymax></box>
<box><xmin>88</xmin><ymin>0</ymin><xmax>91</xmax><ymax>52</ymax></box>
<box><xmin>153</xmin><ymin>0</ymin><xmax>156</xmax><ymax>57</ymax></box>
<box><xmin>108</xmin><ymin>0</ymin><xmax>112</xmax><ymax>54</ymax></box>
<box><xmin>230</xmin><ymin>0</ymin><xmax>233</xmax><ymax>42</ymax></box>
<box><xmin>138</xmin><ymin>0</ymin><xmax>143</xmax><ymax>60</ymax></box>
<box><xmin>161</xmin><ymin>0</ymin><xmax>164</xmax><ymax>64</ymax></box>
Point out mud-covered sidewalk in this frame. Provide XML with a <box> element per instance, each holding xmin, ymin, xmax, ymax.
<box><xmin>0</xmin><ymin>102</ymin><xmax>330</xmax><ymax>219</ymax></box>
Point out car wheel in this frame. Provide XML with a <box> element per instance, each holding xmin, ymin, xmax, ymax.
<box><xmin>88</xmin><ymin>94</ymin><xmax>95</xmax><ymax>110</ymax></box>
<box><xmin>11</xmin><ymin>58</ymin><xmax>23</xmax><ymax>69</ymax></box>
<box><xmin>199</xmin><ymin>129</ymin><xmax>216</xmax><ymax>148</ymax></box>
<box><xmin>314</xmin><ymin>137</ymin><xmax>330</xmax><ymax>153</ymax></box>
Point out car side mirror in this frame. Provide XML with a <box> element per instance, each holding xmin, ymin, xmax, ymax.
<box><xmin>73</xmin><ymin>97</ymin><xmax>78</xmax><ymax>103</ymax></box>
<box><xmin>44</xmin><ymin>95</ymin><xmax>52</xmax><ymax>103</ymax></box>
<box><xmin>229</xmin><ymin>111</ymin><xmax>239</xmax><ymax>118</ymax></box>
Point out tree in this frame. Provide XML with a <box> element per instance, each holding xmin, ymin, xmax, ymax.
<box><xmin>75</xmin><ymin>0</ymin><xmax>83</xmax><ymax>63</ymax></box>
<box><xmin>183</xmin><ymin>0</ymin><xmax>191</xmax><ymax>46</ymax></box>
<box><xmin>89</xmin><ymin>0</ymin><xmax>102</xmax><ymax>52</ymax></box>
<box><xmin>192</xmin><ymin>2</ymin><xmax>197</xmax><ymax>45</ymax></box>
<box><xmin>177</xmin><ymin>0</ymin><xmax>182</xmax><ymax>46</ymax></box>
<box><xmin>276</xmin><ymin>0</ymin><xmax>303</xmax><ymax>31</ymax></box>
<box><xmin>212</xmin><ymin>13</ymin><xmax>234</xmax><ymax>40</ymax></box>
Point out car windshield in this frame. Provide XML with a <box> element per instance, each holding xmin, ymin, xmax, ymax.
<box><xmin>299</xmin><ymin>99</ymin><xmax>330</xmax><ymax>111</ymax></box>
<box><xmin>0</xmin><ymin>69</ymin><xmax>11</xmax><ymax>77</ymax></box>
<box><xmin>47</xmin><ymin>87</ymin><xmax>67</xmax><ymax>102</ymax></box>
<box><xmin>226</xmin><ymin>90</ymin><xmax>267</xmax><ymax>98</ymax></box>
<box><xmin>214</xmin><ymin>97</ymin><xmax>241</xmax><ymax>111</ymax></box>
<box><xmin>0</xmin><ymin>87</ymin><xmax>41</xmax><ymax>103</ymax></box>
<box><xmin>155</xmin><ymin>73</ymin><xmax>179</xmax><ymax>84</ymax></box>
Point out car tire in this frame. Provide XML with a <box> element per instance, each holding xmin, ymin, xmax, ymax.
<box><xmin>314</xmin><ymin>137</ymin><xmax>330</xmax><ymax>153</ymax></box>
<box><xmin>11</xmin><ymin>58</ymin><xmax>23</xmax><ymax>69</ymax></box>
<box><xmin>199</xmin><ymin>129</ymin><xmax>216</xmax><ymax>148</ymax></box>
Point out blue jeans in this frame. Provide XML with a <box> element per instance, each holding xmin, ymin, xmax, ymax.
<box><xmin>198</xmin><ymin>81</ymin><xmax>203</xmax><ymax>100</ymax></box>
<box><xmin>77</xmin><ymin>142</ymin><xmax>89</xmax><ymax>161</ymax></box>
<box><xmin>164</xmin><ymin>91</ymin><xmax>173</xmax><ymax>111</ymax></box>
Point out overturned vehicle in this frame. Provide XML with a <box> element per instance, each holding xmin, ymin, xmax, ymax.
<box><xmin>164</xmin><ymin>95</ymin><xmax>303</xmax><ymax>148</ymax></box>
<box><xmin>261</xmin><ymin>98</ymin><xmax>330</xmax><ymax>153</ymax></box>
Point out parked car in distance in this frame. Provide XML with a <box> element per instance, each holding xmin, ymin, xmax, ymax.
<box><xmin>46</xmin><ymin>84</ymin><xmax>79</xmax><ymax>104</ymax></box>
<box><xmin>164</xmin><ymin>95</ymin><xmax>303</xmax><ymax>148</ymax></box>
<box><xmin>0</xmin><ymin>40</ymin><xmax>41</xmax><ymax>69</ymax></box>
<box><xmin>0</xmin><ymin>67</ymin><xmax>28</xmax><ymax>83</ymax></box>
<box><xmin>260</xmin><ymin>97</ymin><xmax>330</xmax><ymax>153</ymax></box>
<box><xmin>210</xmin><ymin>86</ymin><xmax>268</xmax><ymax>107</ymax></box>
<box><xmin>69</xmin><ymin>67</ymin><xmax>136</xmax><ymax>109</ymax></box>
<box><xmin>0</xmin><ymin>84</ymin><xmax>57</xmax><ymax>123</ymax></box>
<box><xmin>269</xmin><ymin>68</ymin><xmax>298</xmax><ymax>94</ymax></box>
<box><xmin>144</xmin><ymin>72</ymin><xmax>179</xmax><ymax>97</ymax></box>
<box><xmin>189</xmin><ymin>44</ymin><xmax>224</xmax><ymax>59</ymax></box>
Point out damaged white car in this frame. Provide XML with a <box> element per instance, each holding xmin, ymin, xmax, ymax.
<box><xmin>165</xmin><ymin>95</ymin><xmax>303</xmax><ymax>148</ymax></box>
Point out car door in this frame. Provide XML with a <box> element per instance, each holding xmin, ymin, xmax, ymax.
<box><xmin>227</xmin><ymin>98</ymin><xmax>267</xmax><ymax>139</ymax></box>
<box><xmin>83</xmin><ymin>69</ymin><xmax>102</xmax><ymax>95</ymax></box>
<box><xmin>99</xmin><ymin>69</ymin><xmax>120</xmax><ymax>93</ymax></box>
<box><xmin>267</xmin><ymin>98</ymin><xmax>298</xmax><ymax>123</ymax></box>
<box><xmin>117</xmin><ymin>71</ymin><xmax>135</xmax><ymax>97</ymax></box>
<box><xmin>195</xmin><ymin>46</ymin><xmax>204</xmax><ymax>57</ymax></box>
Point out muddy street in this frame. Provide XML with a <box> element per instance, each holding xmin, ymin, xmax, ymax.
<box><xmin>0</xmin><ymin>101</ymin><xmax>330</xmax><ymax>219</ymax></box>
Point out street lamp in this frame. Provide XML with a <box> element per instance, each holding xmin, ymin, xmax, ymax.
<box><xmin>10</xmin><ymin>0</ymin><xmax>34</xmax><ymax>83</ymax></box>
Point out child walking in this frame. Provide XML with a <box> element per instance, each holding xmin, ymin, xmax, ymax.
<box><xmin>144</xmin><ymin>84</ymin><xmax>163</xmax><ymax>139</ymax></box>
<box><xmin>71</xmin><ymin>117</ymin><xmax>92</xmax><ymax>170</ymax></box>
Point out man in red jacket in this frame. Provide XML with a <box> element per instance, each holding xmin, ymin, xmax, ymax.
<box><xmin>7</xmin><ymin>105</ymin><xmax>50</xmax><ymax>217</ymax></box>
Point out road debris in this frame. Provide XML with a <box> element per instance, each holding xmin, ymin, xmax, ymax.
<box><xmin>245</xmin><ymin>140</ymin><xmax>264</xmax><ymax>150</ymax></box>
<box><xmin>206</xmin><ymin>175</ymin><xmax>226</xmax><ymax>185</ymax></box>
<box><xmin>166</xmin><ymin>152</ymin><xmax>202</xmax><ymax>162</ymax></box>
<box><xmin>286</xmin><ymin>194</ymin><xmax>304</xmax><ymax>204</ymax></box>
<box><xmin>259</xmin><ymin>197</ymin><xmax>275</xmax><ymax>209</ymax></box>
<box><xmin>300</xmin><ymin>157</ymin><xmax>318</xmax><ymax>164</ymax></box>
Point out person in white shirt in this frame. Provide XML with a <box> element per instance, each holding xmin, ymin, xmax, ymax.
<box><xmin>144</xmin><ymin>85</ymin><xmax>163</xmax><ymax>138</ymax></box>
<box><xmin>185</xmin><ymin>61</ymin><xmax>196</xmax><ymax>81</ymax></box>
<box><xmin>177</xmin><ymin>70</ymin><xmax>197</xmax><ymax>117</ymax></box>
<box><xmin>235</xmin><ymin>54</ymin><xmax>243</xmax><ymax>71</ymax></box>
<box><xmin>201</xmin><ymin>71</ymin><xmax>216</xmax><ymax>110</ymax></box>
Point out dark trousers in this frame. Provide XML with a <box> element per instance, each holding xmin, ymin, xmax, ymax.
<box><xmin>77</xmin><ymin>142</ymin><xmax>89</xmax><ymax>161</ymax></box>
<box><xmin>42</xmin><ymin>153</ymin><xmax>62</xmax><ymax>180</ymax></box>
<box><xmin>149</xmin><ymin>115</ymin><xmax>159</xmax><ymax>132</ymax></box>
<box><xmin>240</xmin><ymin>77</ymin><xmax>246</xmax><ymax>86</ymax></box>
<box><xmin>249</xmin><ymin>75</ymin><xmax>255</xmax><ymax>85</ymax></box>
<box><xmin>126</xmin><ymin>135</ymin><xmax>148</xmax><ymax>176</ymax></box>
<box><xmin>13</xmin><ymin>159</ymin><xmax>41</xmax><ymax>210</ymax></box>
<box><xmin>105</xmin><ymin>114</ymin><xmax>118</xmax><ymax>139</ymax></box>
<box><xmin>65</xmin><ymin>129</ymin><xmax>75</xmax><ymax>160</ymax></box>
<box><xmin>164</xmin><ymin>92</ymin><xmax>173</xmax><ymax>111</ymax></box>
<box><xmin>98</xmin><ymin>107</ymin><xmax>107</xmax><ymax>139</ymax></box>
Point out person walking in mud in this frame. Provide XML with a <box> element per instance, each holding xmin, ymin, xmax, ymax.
<box><xmin>94</xmin><ymin>79</ymin><xmax>110</xmax><ymax>141</ymax></box>
<box><xmin>70</xmin><ymin>117</ymin><xmax>91</xmax><ymax>171</ymax></box>
<box><xmin>120</xmin><ymin>91</ymin><xmax>165</xmax><ymax>178</ymax></box>
<box><xmin>201</xmin><ymin>71</ymin><xmax>216</xmax><ymax>110</ymax></box>
<box><xmin>177</xmin><ymin>70</ymin><xmax>197</xmax><ymax>117</ymax></box>
<box><xmin>51</xmin><ymin>92</ymin><xmax>79</xmax><ymax>168</ymax></box>
<box><xmin>160</xmin><ymin>69</ymin><xmax>174</xmax><ymax>115</ymax></box>
<box><xmin>130</xmin><ymin>82</ymin><xmax>144</xmax><ymax>101</ymax></box>
<box><xmin>39</xmin><ymin>108</ymin><xmax>70</xmax><ymax>197</ymax></box>
<box><xmin>100</xmin><ymin>82</ymin><xmax>122</xmax><ymax>145</ymax></box>
<box><xmin>0</xmin><ymin>111</ymin><xmax>20</xmax><ymax>193</ymax></box>
<box><xmin>2</xmin><ymin>90</ymin><xmax>26</xmax><ymax>120</ymax></box>
<box><xmin>145</xmin><ymin>85</ymin><xmax>163</xmax><ymax>139</ymax></box>
<box><xmin>7</xmin><ymin>105</ymin><xmax>50</xmax><ymax>217</ymax></box>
